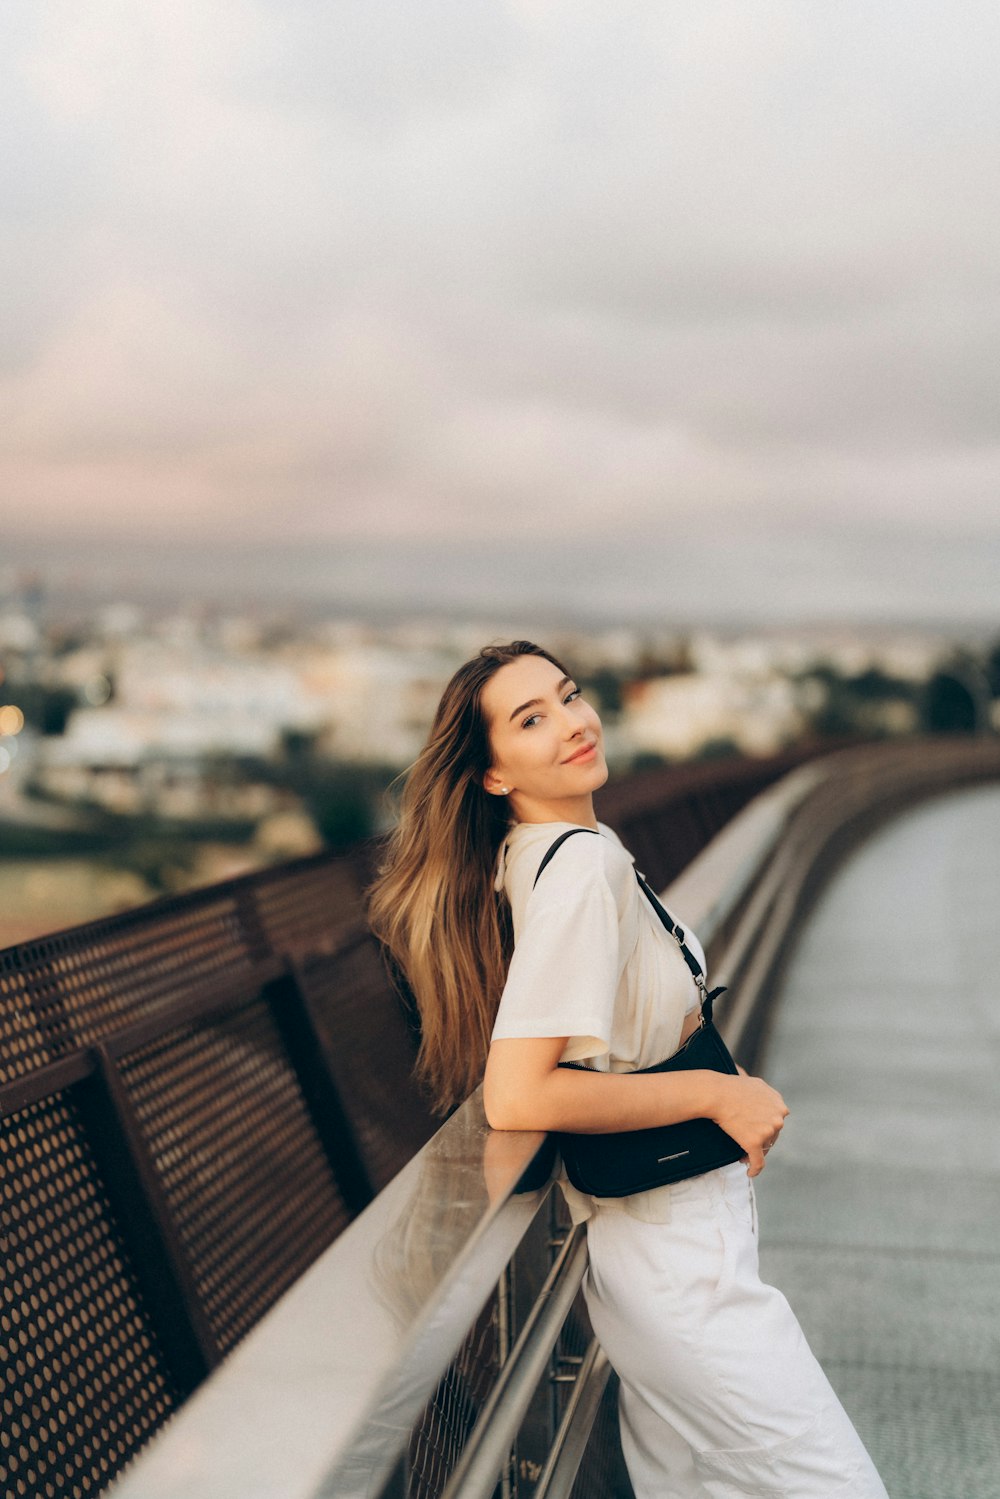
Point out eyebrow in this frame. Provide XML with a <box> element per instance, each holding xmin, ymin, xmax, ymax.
<box><xmin>508</xmin><ymin>676</ymin><xmax>573</xmax><ymax>722</ymax></box>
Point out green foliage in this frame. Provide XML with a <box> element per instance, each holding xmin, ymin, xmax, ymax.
<box><xmin>796</xmin><ymin>665</ymin><xmax>918</xmax><ymax>739</ymax></box>
<box><xmin>626</xmin><ymin>750</ymin><xmax>671</xmax><ymax>771</ymax></box>
<box><xmin>275</xmin><ymin>732</ymin><xmax>396</xmax><ymax>850</ymax></box>
<box><xmin>920</xmin><ymin>672</ymin><xmax>978</xmax><ymax>734</ymax></box>
<box><xmin>109</xmin><ymin>836</ymin><xmax>202</xmax><ymax>894</ymax></box>
<box><xmin>693</xmin><ymin>736</ymin><xmax>743</xmax><ymax>762</ymax></box>
<box><xmin>581</xmin><ymin>668</ymin><xmax>625</xmax><ymax>718</ymax></box>
<box><xmin>8</xmin><ymin>682</ymin><xmax>78</xmax><ymax>735</ymax></box>
<box><xmin>984</xmin><ymin>639</ymin><xmax>1000</xmax><ymax>697</ymax></box>
<box><xmin>845</xmin><ymin>667</ymin><xmax>914</xmax><ymax>702</ymax></box>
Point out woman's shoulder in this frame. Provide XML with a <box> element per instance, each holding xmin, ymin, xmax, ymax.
<box><xmin>496</xmin><ymin>820</ymin><xmax>635</xmax><ymax>901</ymax></box>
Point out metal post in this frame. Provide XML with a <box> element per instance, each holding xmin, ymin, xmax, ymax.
<box><xmin>74</xmin><ymin>1044</ymin><xmax>218</xmax><ymax>1396</ymax></box>
<box><xmin>263</xmin><ymin>964</ymin><xmax>375</xmax><ymax>1216</ymax></box>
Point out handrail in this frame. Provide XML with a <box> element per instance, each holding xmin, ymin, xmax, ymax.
<box><xmin>528</xmin><ymin>737</ymin><xmax>1000</xmax><ymax>1481</ymax></box>
<box><xmin>0</xmin><ymin>740</ymin><xmax>828</xmax><ymax>1499</ymax></box>
<box><xmin>109</xmin><ymin>1096</ymin><xmax>554</xmax><ymax>1499</ymax></box>
<box><xmin>106</xmin><ymin>735</ymin><xmax>1000</xmax><ymax>1499</ymax></box>
<box><xmin>533</xmin><ymin>1340</ymin><xmax>612</xmax><ymax>1499</ymax></box>
<box><xmin>437</xmin><ymin>1228</ymin><xmax>589</xmax><ymax>1499</ymax></box>
<box><xmin>702</xmin><ymin>737</ymin><xmax>1000</xmax><ymax>1064</ymax></box>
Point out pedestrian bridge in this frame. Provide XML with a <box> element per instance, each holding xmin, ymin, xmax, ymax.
<box><xmin>755</xmin><ymin>781</ymin><xmax>1000</xmax><ymax>1498</ymax></box>
<box><xmin>1</xmin><ymin>739</ymin><xmax>998</xmax><ymax>1499</ymax></box>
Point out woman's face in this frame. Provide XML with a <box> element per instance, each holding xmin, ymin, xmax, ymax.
<box><xmin>480</xmin><ymin>654</ymin><xmax>608</xmax><ymax>824</ymax></box>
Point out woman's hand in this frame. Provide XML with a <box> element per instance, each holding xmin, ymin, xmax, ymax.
<box><xmin>707</xmin><ymin>1072</ymin><xmax>789</xmax><ymax>1177</ymax></box>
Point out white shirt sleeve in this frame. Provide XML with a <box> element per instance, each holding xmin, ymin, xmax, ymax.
<box><xmin>491</xmin><ymin>832</ymin><xmax>625</xmax><ymax>1059</ymax></box>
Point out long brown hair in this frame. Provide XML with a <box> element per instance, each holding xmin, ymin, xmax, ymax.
<box><xmin>368</xmin><ymin>640</ymin><xmax>568</xmax><ymax>1113</ymax></box>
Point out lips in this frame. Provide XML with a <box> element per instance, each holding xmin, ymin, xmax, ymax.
<box><xmin>562</xmin><ymin>741</ymin><xmax>598</xmax><ymax>765</ymax></box>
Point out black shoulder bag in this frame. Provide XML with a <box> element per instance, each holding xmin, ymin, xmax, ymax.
<box><xmin>535</xmin><ymin>828</ymin><xmax>744</xmax><ymax>1197</ymax></box>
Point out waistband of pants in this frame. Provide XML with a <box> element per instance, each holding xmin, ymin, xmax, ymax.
<box><xmin>585</xmin><ymin>1160</ymin><xmax>748</xmax><ymax>1225</ymax></box>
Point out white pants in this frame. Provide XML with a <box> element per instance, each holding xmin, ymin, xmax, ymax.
<box><xmin>583</xmin><ymin>1162</ymin><xmax>889</xmax><ymax>1498</ymax></box>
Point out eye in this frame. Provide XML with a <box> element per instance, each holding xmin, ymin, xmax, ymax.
<box><xmin>564</xmin><ymin>688</ymin><xmax>581</xmax><ymax>703</ymax></box>
<box><xmin>520</xmin><ymin>713</ymin><xmax>542</xmax><ymax>729</ymax></box>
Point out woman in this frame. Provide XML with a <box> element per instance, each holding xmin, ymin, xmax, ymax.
<box><xmin>370</xmin><ymin>640</ymin><xmax>888</xmax><ymax>1498</ymax></box>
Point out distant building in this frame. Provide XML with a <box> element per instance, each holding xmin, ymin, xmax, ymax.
<box><xmin>301</xmin><ymin>642</ymin><xmax>456</xmax><ymax>765</ymax></box>
<box><xmin>621</xmin><ymin>670</ymin><xmax>805</xmax><ymax>760</ymax></box>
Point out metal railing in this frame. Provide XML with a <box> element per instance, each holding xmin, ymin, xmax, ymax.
<box><xmin>2</xmin><ymin>741</ymin><xmax>827</xmax><ymax>1499</ymax></box>
<box><xmin>1</xmin><ymin>737</ymin><xmax>1000</xmax><ymax>1499</ymax></box>
<box><xmin>101</xmin><ymin>735</ymin><xmax>1000</xmax><ymax>1499</ymax></box>
<box><xmin>0</xmin><ymin>846</ymin><xmax>440</xmax><ymax>1499</ymax></box>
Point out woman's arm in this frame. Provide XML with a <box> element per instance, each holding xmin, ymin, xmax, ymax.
<box><xmin>483</xmin><ymin>1037</ymin><xmax>788</xmax><ymax>1177</ymax></box>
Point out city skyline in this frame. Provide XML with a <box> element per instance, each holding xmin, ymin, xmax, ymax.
<box><xmin>5</xmin><ymin>523</ymin><xmax>999</xmax><ymax>636</ymax></box>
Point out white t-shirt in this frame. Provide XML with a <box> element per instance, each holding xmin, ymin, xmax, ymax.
<box><xmin>492</xmin><ymin>820</ymin><xmax>704</xmax><ymax>1067</ymax></box>
<box><xmin>491</xmin><ymin>820</ymin><xmax>709</xmax><ymax>1223</ymax></box>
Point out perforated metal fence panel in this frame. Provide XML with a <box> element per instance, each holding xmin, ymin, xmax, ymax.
<box><xmin>595</xmin><ymin>745</ymin><xmax>818</xmax><ymax>893</ymax></box>
<box><xmin>0</xmin><ymin>754</ymin><xmax>846</xmax><ymax>1498</ymax></box>
<box><xmin>297</xmin><ymin>938</ymin><xmax>436</xmax><ymax>1193</ymax></box>
<box><xmin>117</xmin><ymin>999</ymin><xmax>352</xmax><ymax>1355</ymax></box>
<box><xmin>0</xmin><ymin>848</ymin><xmax>435</xmax><ymax>1496</ymax></box>
<box><xmin>0</xmin><ymin>1093</ymin><xmax>179</xmax><ymax>1499</ymax></box>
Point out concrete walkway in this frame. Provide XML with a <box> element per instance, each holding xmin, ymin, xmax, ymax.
<box><xmin>755</xmin><ymin>783</ymin><xmax>1000</xmax><ymax>1499</ymax></box>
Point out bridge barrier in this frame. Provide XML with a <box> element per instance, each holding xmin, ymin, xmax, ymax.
<box><xmin>0</xmin><ymin>847</ymin><xmax>438</xmax><ymax>1498</ymax></box>
<box><xmin>91</xmin><ymin>735</ymin><xmax>1000</xmax><ymax>1499</ymax></box>
<box><xmin>3</xmin><ymin>742</ymin><xmax>835</xmax><ymax>1499</ymax></box>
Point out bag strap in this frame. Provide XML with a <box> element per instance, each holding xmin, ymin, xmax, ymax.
<box><xmin>531</xmin><ymin>826</ymin><xmax>599</xmax><ymax>886</ymax></box>
<box><xmin>633</xmin><ymin>870</ymin><xmax>729</xmax><ymax>1020</ymax></box>
<box><xmin>532</xmin><ymin>826</ymin><xmax>726</xmax><ymax>1023</ymax></box>
<box><xmin>633</xmin><ymin>872</ymin><xmax>703</xmax><ymax>982</ymax></box>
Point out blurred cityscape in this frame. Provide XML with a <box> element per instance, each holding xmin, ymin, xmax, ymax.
<box><xmin>1</xmin><ymin>564</ymin><xmax>998</xmax><ymax>948</ymax></box>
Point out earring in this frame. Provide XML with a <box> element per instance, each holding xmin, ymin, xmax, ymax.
<box><xmin>501</xmin><ymin>786</ymin><xmax>510</xmax><ymax>795</ymax></box>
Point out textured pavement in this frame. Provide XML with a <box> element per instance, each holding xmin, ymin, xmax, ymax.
<box><xmin>754</xmin><ymin>783</ymin><xmax>1000</xmax><ymax>1499</ymax></box>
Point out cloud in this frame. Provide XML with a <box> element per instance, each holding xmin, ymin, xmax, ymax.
<box><xmin>4</xmin><ymin>0</ymin><xmax>1000</xmax><ymax>620</ymax></box>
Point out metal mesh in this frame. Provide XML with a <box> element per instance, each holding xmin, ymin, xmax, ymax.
<box><xmin>297</xmin><ymin>938</ymin><xmax>436</xmax><ymax>1194</ymax></box>
<box><xmin>0</xmin><ymin>850</ymin><xmax>369</xmax><ymax>1086</ymax></box>
<box><xmin>118</xmin><ymin>998</ymin><xmax>352</xmax><ymax>1354</ymax></box>
<box><xmin>252</xmin><ymin>854</ymin><xmax>368</xmax><ymax>958</ymax></box>
<box><xmin>406</xmin><ymin>1296</ymin><xmax>503</xmax><ymax>1499</ymax></box>
<box><xmin>0</xmin><ymin>961</ymin><xmax>48</xmax><ymax>1085</ymax></box>
<box><xmin>397</xmin><ymin>1201</ymin><xmax>608</xmax><ymax>1499</ymax></box>
<box><xmin>597</xmin><ymin>752</ymin><xmax>804</xmax><ymax>894</ymax></box>
<box><xmin>0</xmin><ymin>845</ymin><xmax>443</xmax><ymax>1496</ymax></box>
<box><xmin>568</xmin><ymin>1371</ymin><xmax>632</xmax><ymax>1499</ymax></box>
<box><xmin>0</xmin><ymin>897</ymin><xmax>258</xmax><ymax>1080</ymax></box>
<box><xmin>556</xmin><ymin>1253</ymin><xmax>633</xmax><ymax>1499</ymax></box>
<box><xmin>0</xmin><ymin>1094</ymin><xmax>178</xmax><ymax>1499</ymax></box>
<box><xmin>3</xmin><ymin>750</ymin><xmax>886</xmax><ymax>1498</ymax></box>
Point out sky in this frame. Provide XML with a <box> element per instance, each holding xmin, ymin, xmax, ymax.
<box><xmin>4</xmin><ymin>1</ymin><xmax>1000</xmax><ymax>626</ymax></box>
